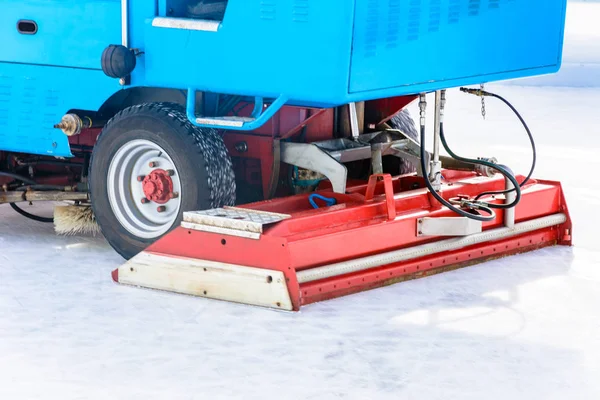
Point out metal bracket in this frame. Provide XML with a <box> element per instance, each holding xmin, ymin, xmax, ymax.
<box><xmin>281</xmin><ymin>142</ymin><xmax>348</xmax><ymax>194</ymax></box>
<box><xmin>186</xmin><ymin>91</ymin><xmax>287</xmax><ymax>131</ymax></box>
<box><xmin>389</xmin><ymin>139</ymin><xmax>429</xmax><ymax>178</ymax></box>
<box><xmin>280</xmin><ymin>130</ymin><xmax>435</xmax><ymax>194</ymax></box>
<box><xmin>365</xmin><ymin>174</ymin><xmax>396</xmax><ymax>220</ymax></box>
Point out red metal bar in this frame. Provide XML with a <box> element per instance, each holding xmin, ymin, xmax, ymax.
<box><xmin>299</xmin><ymin>228</ymin><xmax>560</xmax><ymax>306</ymax></box>
<box><xmin>365</xmin><ymin>174</ymin><xmax>396</xmax><ymax>220</ymax></box>
<box><xmin>231</xmin><ymin>103</ymin><xmax>335</xmax><ymax>141</ymax></box>
<box><xmin>280</xmin><ymin>108</ymin><xmax>330</xmax><ymax>139</ymax></box>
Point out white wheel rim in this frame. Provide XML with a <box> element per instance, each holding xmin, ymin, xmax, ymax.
<box><xmin>107</xmin><ymin>139</ymin><xmax>182</xmax><ymax>239</ymax></box>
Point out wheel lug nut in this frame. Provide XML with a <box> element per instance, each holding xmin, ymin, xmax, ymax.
<box><xmin>137</xmin><ymin>175</ymin><xmax>145</xmax><ymax>182</ymax></box>
<box><xmin>149</xmin><ymin>161</ymin><xmax>158</xmax><ymax>168</ymax></box>
<box><xmin>169</xmin><ymin>192</ymin><xmax>179</xmax><ymax>199</ymax></box>
<box><xmin>166</xmin><ymin>169</ymin><xmax>175</xmax><ymax>176</ymax></box>
<box><xmin>141</xmin><ymin>198</ymin><xmax>150</xmax><ymax>204</ymax></box>
<box><xmin>157</xmin><ymin>206</ymin><xmax>166</xmax><ymax>213</ymax></box>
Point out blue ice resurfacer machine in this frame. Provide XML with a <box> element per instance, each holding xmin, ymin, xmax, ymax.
<box><xmin>0</xmin><ymin>1</ymin><xmax>572</xmax><ymax>311</ymax></box>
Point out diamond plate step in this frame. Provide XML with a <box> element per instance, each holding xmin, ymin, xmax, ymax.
<box><xmin>182</xmin><ymin>207</ymin><xmax>291</xmax><ymax>239</ymax></box>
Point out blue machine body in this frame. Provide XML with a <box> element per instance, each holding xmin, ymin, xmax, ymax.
<box><xmin>0</xmin><ymin>0</ymin><xmax>568</xmax><ymax>157</ymax></box>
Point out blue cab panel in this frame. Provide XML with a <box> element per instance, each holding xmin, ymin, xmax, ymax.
<box><xmin>142</xmin><ymin>0</ymin><xmax>567</xmax><ymax>106</ymax></box>
<box><xmin>349</xmin><ymin>0</ymin><xmax>568</xmax><ymax>95</ymax></box>
<box><xmin>0</xmin><ymin>0</ymin><xmax>568</xmax><ymax>156</ymax></box>
<box><xmin>0</xmin><ymin>0</ymin><xmax>121</xmax><ymax>69</ymax></box>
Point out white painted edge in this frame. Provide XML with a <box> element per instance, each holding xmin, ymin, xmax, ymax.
<box><xmin>152</xmin><ymin>17</ymin><xmax>220</xmax><ymax>32</ymax></box>
<box><xmin>122</xmin><ymin>0</ymin><xmax>129</xmax><ymax>46</ymax></box>
<box><xmin>117</xmin><ymin>252</ymin><xmax>293</xmax><ymax>311</ymax></box>
<box><xmin>417</xmin><ymin>217</ymin><xmax>483</xmax><ymax>237</ymax></box>
<box><xmin>195</xmin><ymin>118</ymin><xmax>246</xmax><ymax>128</ymax></box>
<box><xmin>183</xmin><ymin>213</ymin><xmax>264</xmax><ymax>234</ymax></box>
<box><xmin>181</xmin><ymin>221</ymin><xmax>261</xmax><ymax>240</ymax></box>
<box><xmin>183</xmin><ymin>207</ymin><xmax>291</xmax><ymax>234</ymax></box>
<box><xmin>223</xmin><ymin>206</ymin><xmax>292</xmax><ymax>220</ymax></box>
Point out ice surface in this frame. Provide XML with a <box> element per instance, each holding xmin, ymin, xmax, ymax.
<box><xmin>2</xmin><ymin>2</ymin><xmax>600</xmax><ymax>400</ymax></box>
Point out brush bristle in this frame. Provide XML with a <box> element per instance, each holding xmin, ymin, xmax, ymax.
<box><xmin>53</xmin><ymin>205</ymin><xmax>101</xmax><ymax>236</ymax></box>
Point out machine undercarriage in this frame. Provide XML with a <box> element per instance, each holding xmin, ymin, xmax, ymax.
<box><xmin>110</xmin><ymin>89</ymin><xmax>571</xmax><ymax>311</ymax></box>
<box><xmin>0</xmin><ymin>87</ymin><xmax>572</xmax><ymax>310</ymax></box>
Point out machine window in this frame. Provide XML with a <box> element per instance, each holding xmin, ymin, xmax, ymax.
<box><xmin>187</xmin><ymin>0</ymin><xmax>229</xmax><ymax>20</ymax></box>
<box><xmin>163</xmin><ymin>0</ymin><xmax>229</xmax><ymax>21</ymax></box>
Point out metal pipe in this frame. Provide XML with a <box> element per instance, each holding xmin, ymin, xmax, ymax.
<box><xmin>371</xmin><ymin>146</ymin><xmax>383</xmax><ymax>174</ymax></box>
<box><xmin>418</xmin><ymin>93</ymin><xmax>427</xmax><ymax>178</ymax></box>
<box><xmin>122</xmin><ymin>0</ymin><xmax>129</xmax><ymax>47</ymax></box>
<box><xmin>429</xmin><ymin>91</ymin><xmax>443</xmax><ymax>190</ymax></box>
<box><xmin>0</xmin><ymin>191</ymin><xmax>89</xmax><ymax>205</ymax></box>
<box><xmin>504</xmin><ymin>177</ymin><xmax>516</xmax><ymax>228</ymax></box>
<box><xmin>438</xmin><ymin>155</ymin><xmax>478</xmax><ymax>172</ymax></box>
<box><xmin>297</xmin><ymin>213</ymin><xmax>567</xmax><ymax>283</ymax></box>
<box><xmin>349</xmin><ymin>102</ymin><xmax>360</xmax><ymax>139</ymax></box>
<box><xmin>433</xmin><ymin>91</ymin><xmax>442</xmax><ymax>166</ymax></box>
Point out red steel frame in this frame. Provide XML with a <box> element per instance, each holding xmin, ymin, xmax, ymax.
<box><xmin>115</xmin><ymin>170</ymin><xmax>572</xmax><ymax>311</ymax></box>
<box><xmin>221</xmin><ymin>96</ymin><xmax>416</xmax><ymax>199</ymax></box>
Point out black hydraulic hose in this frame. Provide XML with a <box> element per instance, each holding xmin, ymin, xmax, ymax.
<box><xmin>19</xmin><ymin>160</ymin><xmax>84</xmax><ymax>168</ymax></box>
<box><xmin>459</xmin><ymin>88</ymin><xmax>537</xmax><ymax>201</ymax></box>
<box><xmin>9</xmin><ymin>202</ymin><xmax>53</xmax><ymax>223</ymax></box>
<box><xmin>0</xmin><ymin>171</ymin><xmax>37</xmax><ymax>186</ymax></box>
<box><xmin>439</xmin><ymin>123</ymin><xmax>522</xmax><ymax>210</ymax></box>
<box><xmin>419</xmin><ymin>124</ymin><xmax>496</xmax><ymax>222</ymax></box>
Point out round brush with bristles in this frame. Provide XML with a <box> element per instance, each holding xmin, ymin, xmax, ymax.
<box><xmin>53</xmin><ymin>203</ymin><xmax>100</xmax><ymax>236</ymax></box>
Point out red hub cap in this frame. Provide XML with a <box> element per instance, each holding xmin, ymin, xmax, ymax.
<box><xmin>142</xmin><ymin>169</ymin><xmax>174</xmax><ymax>204</ymax></box>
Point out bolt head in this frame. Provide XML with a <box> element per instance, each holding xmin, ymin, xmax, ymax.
<box><xmin>169</xmin><ymin>192</ymin><xmax>179</xmax><ymax>199</ymax></box>
<box><xmin>234</xmin><ymin>142</ymin><xmax>248</xmax><ymax>153</ymax></box>
<box><xmin>149</xmin><ymin>161</ymin><xmax>158</xmax><ymax>168</ymax></box>
<box><xmin>166</xmin><ymin>169</ymin><xmax>175</xmax><ymax>176</ymax></box>
<box><xmin>137</xmin><ymin>175</ymin><xmax>145</xmax><ymax>182</ymax></box>
<box><xmin>141</xmin><ymin>198</ymin><xmax>150</xmax><ymax>204</ymax></box>
<box><xmin>157</xmin><ymin>206</ymin><xmax>166</xmax><ymax>213</ymax></box>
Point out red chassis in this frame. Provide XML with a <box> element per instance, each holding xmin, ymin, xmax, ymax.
<box><xmin>113</xmin><ymin>169</ymin><xmax>572</xmax><ymax>311</ymax></box>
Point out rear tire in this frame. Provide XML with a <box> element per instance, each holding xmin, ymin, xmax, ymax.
<box><xmin>89</xmin><ymin>102</ymin><xmax>235</xmax><ymax>260</ymax></box>
<box><xmin>345</xmin><ymin>108</ymin><xmax>420</xmax><ymax>179</ymax></box>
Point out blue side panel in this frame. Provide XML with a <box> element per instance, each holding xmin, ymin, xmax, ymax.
<box><xmin>141</xmin><ymin>0</ymin><xmax>355</xmax><ymax>105</ymax></box>
<box><xmin>0</xmin><ymin>63</ymin><xmax>122</xmax><ymax>157</ymax></box>
<box><xmin>0</xmin><ymin>0</ymin><xmax>121</xmax><ymax>69</ymax></box>
<box><xmin>349</xmin><ymin>0</ymin><xmax>567</xmax><ymax>94</ymax></box>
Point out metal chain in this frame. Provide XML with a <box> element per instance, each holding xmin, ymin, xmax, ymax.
<box><xmin>480</xmin><ymin>83</ymin><xmax>486</xmax><ymax>119</ymax></box>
